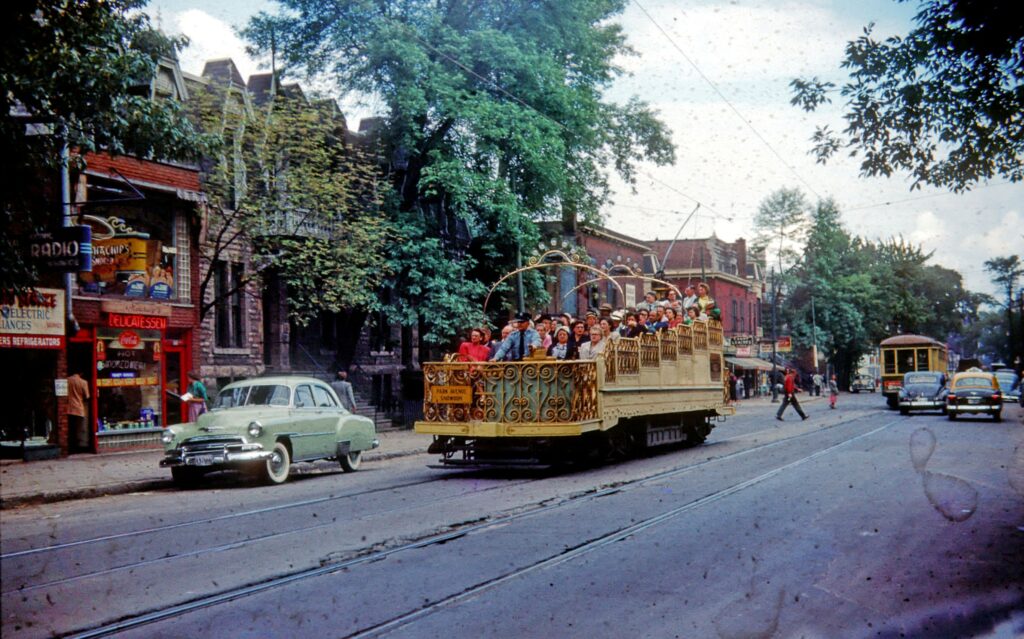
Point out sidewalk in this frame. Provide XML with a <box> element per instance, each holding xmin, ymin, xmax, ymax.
<box><xmin>0</xmin><ymin>428</ymin><xmax>433</xmax><ymax>510</ymax></box>
<box><xmin>1</xmin><ymin>396</ymin><xmax>829</xmax><ymax>510</ymax></box>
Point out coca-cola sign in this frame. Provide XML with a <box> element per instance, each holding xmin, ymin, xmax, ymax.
<box><xmin>118</xmin><ymin>330</ymin><xmax>140</xmax><ymax>348</ymax></box>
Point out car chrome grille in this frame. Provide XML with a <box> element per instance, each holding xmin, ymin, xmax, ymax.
<box><xmin>180</xmin><ymin>436</ymin><xmax>245</xmax><ymax>453</ymax></box>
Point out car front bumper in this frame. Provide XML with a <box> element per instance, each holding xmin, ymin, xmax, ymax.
<box><xmin>160</xmin><ymin>444</ymin><xmax>272</xmax><ymax>469</ymax></box>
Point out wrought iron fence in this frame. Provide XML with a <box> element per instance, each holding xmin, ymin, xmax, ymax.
<box><xmin>422</xmin><ymin>361</ymin><xmax>598</xmax><ymax>424</ymax></box>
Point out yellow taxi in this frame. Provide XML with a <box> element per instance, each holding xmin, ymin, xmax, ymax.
<box><xmin>946</xmin><ymin>368</ymin><xmax>1002</xmax><ymax>422</ymax></box>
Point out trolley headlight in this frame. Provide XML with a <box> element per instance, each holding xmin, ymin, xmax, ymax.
<box><xmin>248</xmin><ymin>421</ymin><xmax>263</xmax><ymax>438</ymax></box>
<box><xmin>160</xmin><ymin>428</ymin><xmax>176</xmax><ymax>445</ymax></box>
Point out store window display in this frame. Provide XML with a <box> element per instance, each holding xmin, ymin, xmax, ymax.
<box><xmin>95</xmin><ymin>328</ymin><xmax>162</xmax><ymax>430</ymax></box>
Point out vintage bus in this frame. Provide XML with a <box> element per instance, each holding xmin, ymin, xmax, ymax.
<box><xmin>879</xmin><ymin>334</ymin><xmax>949</xmax><ymax>408</ymax></box>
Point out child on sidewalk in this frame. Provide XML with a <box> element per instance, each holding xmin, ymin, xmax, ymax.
<box><xmin>828</xmin><ymin>374</ymin><xmax>839</xmax><ymax>409</ymax></box>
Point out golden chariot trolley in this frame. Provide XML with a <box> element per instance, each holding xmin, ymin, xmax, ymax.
<box><xmin>414</xmin><ymin>250</ymin><xmax>735</xmax><ymax>468</ymax></box>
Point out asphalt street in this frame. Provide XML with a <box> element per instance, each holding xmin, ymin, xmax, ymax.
<box><xmin>1</xmin><ymin>393</ymin><xmax>1021</xmax><ymax>639</ymax></box>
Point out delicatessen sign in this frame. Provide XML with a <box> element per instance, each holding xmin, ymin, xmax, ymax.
<box><xmin>0</xmin><ymin>288</ymin><xmax>66</xmax><ymax>349</ymax></box>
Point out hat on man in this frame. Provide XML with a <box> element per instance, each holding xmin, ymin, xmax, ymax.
<box><xmin>555</xmin><ymin>325</ymin><xmax>570</xmax><ymax>336</ymax></box>
<box><xmin>514</xmin><ymin>311</ymin><xmax>531</xmax><ymax>322</ymax></box>
<box><xmin>585</xmin><ymin>309</ymin><xmax>598</xmax><ymax>317</ymax></box>
<box><xmin>610</xmin><ymin>311</ymin><xmax>623</xmax><ymax>321</ymax></box>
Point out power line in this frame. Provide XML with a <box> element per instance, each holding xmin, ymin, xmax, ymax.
<box><xmin>630</xmin><ymin>0</ymin><xmax>823</xmax><ymax>201</ymax></box>
<box><xmin>843</xmin><ymin>181</ymin><xmax>1016</xmax><ymax>212</ymax></box>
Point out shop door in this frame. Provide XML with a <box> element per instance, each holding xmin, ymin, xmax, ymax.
<box><xmin>163</xmin><ymin>340</ymin><xmax>188</xmax><ymax>426</ymax></box>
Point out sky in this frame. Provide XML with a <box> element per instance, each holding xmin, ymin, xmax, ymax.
<box><xmin>146</xmin><ymin>0</ymin><xmax>1023</xmax><ymax>299</ymax></box>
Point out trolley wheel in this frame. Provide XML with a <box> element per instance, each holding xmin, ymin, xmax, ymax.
<box><xmin>340</xmin><ymin>450</ymin><xmax>363</xmax><ymax>472</ymax></box>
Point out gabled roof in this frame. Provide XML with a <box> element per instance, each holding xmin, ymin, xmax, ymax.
<box><xmin>202</xmin><ymin>58</ymin><xmax>245</xmax><ymax>87</ymax></box>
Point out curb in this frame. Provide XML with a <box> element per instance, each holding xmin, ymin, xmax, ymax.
<box><xmin>0</xmin><ymin>446</ymin><xmax>428</xmax><ymax>510</ymax></box>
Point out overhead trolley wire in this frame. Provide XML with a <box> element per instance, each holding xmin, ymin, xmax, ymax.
<box><xmin>630</xmin><ymin>0</ymin><xmax>823</xmax><ymax>201</ymax></box>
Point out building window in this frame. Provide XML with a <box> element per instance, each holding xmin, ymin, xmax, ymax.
<box><xmin>731</xmin><ymin>299</ymin><xmax>739</xmax><ymax>332</ymax></box>
<box><xmin>214</xmin><ymin>260</ymin><xmax>245</xmax><ymax>347</ymax></box>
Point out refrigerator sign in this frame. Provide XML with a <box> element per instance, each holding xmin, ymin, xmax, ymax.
<box><xmin>0</xmin><ymin>288</ymin><xmax>65</xmax><ymax>349</ymax></box>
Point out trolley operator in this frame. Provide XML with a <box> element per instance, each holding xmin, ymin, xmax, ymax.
<box><xmin>490</xmin><ymin>312</ymin><xmax>541</xmax><ymax>361</ymax></box>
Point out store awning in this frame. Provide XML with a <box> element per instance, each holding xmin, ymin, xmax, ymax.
<box><xmin>725</xmin><ymin>356</ymin><xmax>775</xmax><ymax>371</ymax></box>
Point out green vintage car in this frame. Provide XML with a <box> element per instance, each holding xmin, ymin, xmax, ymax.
<box><xmin>160</xmin><ymin>376</ymin><xmax>378</xmax><ymax>485</ymax></box>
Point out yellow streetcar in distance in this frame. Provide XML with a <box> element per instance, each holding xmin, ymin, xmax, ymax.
<box><xmin>879</xmin><ymin>334</ymin><xmax>949</xmax><ymax>409</ymax></box>
<box><xmin>415</xmin><ymin>321</ymin><xmax>734</xmax><ymax>468</ymax></box>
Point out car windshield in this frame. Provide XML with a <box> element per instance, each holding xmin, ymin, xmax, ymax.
<box><xmin>217</xmin><ymin>384</ymin><xmax>291</xmax><ymax>407</ymax></box>
<box><xmin>904</xmin><ymin>373</ymin><xmax>939</xmax><ymax>384</ymax></box>
<box><xmin>953</xmin><ymin>376</ymin><xmax>993</xmax><ymax>389</ymax></box>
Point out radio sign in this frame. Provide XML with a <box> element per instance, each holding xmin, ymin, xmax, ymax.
<box><xmin>29</xmin><ymin>226</ymin><xmax>92</xmax><ymax>272</ymax></box>
<box><xmin>108</xmin><ymin>313</ymin><xmax>167</xmax><ymax>330</ymax></box>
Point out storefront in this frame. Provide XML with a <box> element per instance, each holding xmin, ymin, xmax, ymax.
<box><xmin>0</xmin><ymin>288</ymin><xmax>65</xmax><ymax>457</ymax></box>
<box><xmin>67</xmin><ymin>155</ymin><xmax>202</xmax><ymax>452</ymax></box>
<box><xmin>68</xmin><ymin>303</ymin><xmax>194</xmax><ymax>452</ymax></box>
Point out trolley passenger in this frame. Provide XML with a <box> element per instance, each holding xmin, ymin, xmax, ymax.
<box><xmin>578</xmin><ymin>326</ymin><xmax>607</xmax><ymax>359</ymax></box>
<box><xmin>547</xmin><ymin>326</ymin><xmax>578</xmax><ymax>360</ymax></box>
<box><xmin>457</xmin><ymin>328</ymin><xmax>491</xmax><ymax>362</ymax></box>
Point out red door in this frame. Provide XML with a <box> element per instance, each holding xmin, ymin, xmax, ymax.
<box><xmin>162</xmin><ymin>335</ymin><xmax>190</xmax><ymax>427</ymax></box>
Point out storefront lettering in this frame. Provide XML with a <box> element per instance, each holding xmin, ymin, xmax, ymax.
<box><xmin>0</xmin><ymin>287</ymin><xmax>65</xmax><ymax>349</ymax></box>
<box><xmin>108</xmin><ymin>313</ymin><xmax>168</xmax><ymax>330</ymax></box>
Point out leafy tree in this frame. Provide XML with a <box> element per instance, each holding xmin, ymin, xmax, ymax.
<box><xmin>2</xmin><ymin>0</ymin><xmax>209</xmax><ymax>290</ymax></box>
<box><xmin>751</xmin><ymin>187</ymin><xmax>809</xmax><ymax>273</ymax></box>
<box><xmin>195</xmin><ymin>89</ymin><xmax>389</xmax><ymax>326</ymax></box>
<box><xmin>243</xmin><ymin>0</ymin><xmax>675</xmax><ymax>341</ymax></box>
<box><xmin>983</xmin><ymin>254</ymin><xmax>1023</xmax><ymax>362</ymax></box>
<box><xmin>790</xmin><ymin>0</ymin><xmax>1024</xmax><ymax>191</ymax></box>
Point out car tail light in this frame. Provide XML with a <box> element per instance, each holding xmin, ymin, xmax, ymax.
<box><xmin>992</xmin><ymin>394</ymin><xmax>1001</xmax><ymax>400</ymax></box>
<box><xmin>947</xmin><ymin>393</ymin><xmax>956</xmax><ymax>401</ymax></box>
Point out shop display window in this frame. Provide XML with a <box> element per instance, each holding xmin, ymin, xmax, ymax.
<box><xmin>95</xmin><ymin>328</ymin><xmax>163</xmax><ymax>430</ymax></box>
<box><xmin>77</xmin><ymin>205</ymin><xmax>177</xmax><ymax>300</ymax></box>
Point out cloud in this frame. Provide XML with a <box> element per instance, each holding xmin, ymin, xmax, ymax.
<box><xmin>165</xmin><ymin>9</ymin><xmax>263</xmax><ymax>79</ymax></box>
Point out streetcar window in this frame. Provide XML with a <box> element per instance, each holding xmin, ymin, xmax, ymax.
<box><xmin>883</xmin><ymin>350</ymin><xmax>896</xmax><ymax>374</ymax></box>
<box><xmin>916</xmin><ymin>349</ymin><xmax>929</xmax><ymax>370</ymax></box>
<box><xmin>898</xmin><ymin>351</ymin><xmax>915</xmax><ymax>374</ymax></box>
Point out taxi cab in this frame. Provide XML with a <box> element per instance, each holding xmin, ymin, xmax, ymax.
<box><xmin>946</xmin><ymin>368</ymin><xmax>1002</xmax><ymax>422</ymax></box>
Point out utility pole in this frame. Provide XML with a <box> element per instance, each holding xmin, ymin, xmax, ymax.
<box><xmin>810</xmin><ymin>295</ymin><xmax>818</xmax><ymax>374</ymax></box>
<box><xmin>770</xmin><ymin>267</ymin><xmax>779</xmax><ymax>402</ymax></box>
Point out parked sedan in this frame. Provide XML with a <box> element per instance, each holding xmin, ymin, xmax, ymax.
<box><xmin>897</xmin><ymin>371</ymin><xmax>947</xmax><ymax>415</ymax></box>
<box><xmin>160</xmin><ymin>376</ymin><xmax>378</xmax><ymax>485</ymax></box>
<box><xmin>946</xmin><ymin>369</ymin><xmax>1002</xmax><ymax>422</ymax></box>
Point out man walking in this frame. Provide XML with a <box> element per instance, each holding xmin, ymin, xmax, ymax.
<box><xmin>812</xmin><ymin>372</ymin><xmax>823</xmax><ymax>397</ymax></box>
<box><xmin>332</xmin><ymin>370</ymin><xmax>358</xmax><ymax>413</ymax></box>
<box><xmin>776</xmin><ymin>368</ymin><xmax>808</xmax><ymax>421</ymax></box>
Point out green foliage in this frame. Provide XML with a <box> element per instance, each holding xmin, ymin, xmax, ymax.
<box><xmin>1</xmin><ymin>0</ymin><xmax>211</xmax><ymax>291</ymax></box>
<box><xmin>778</xmin><ymin>196</ymin><xmax>983</xmax><ymax>382</ymax></box>
<box><xmin>243</xmin><ymin>0</ymin><xmax>675</xmax><ymax>341</ymax></box>
<box><xmin>196</xmin><ymin>90</ymin><xmax>389</xmax><ymax>325</ymax></box>
<box><xmin>751</xmin><ymin>187</ymin><xmax>809</xmax><ymax>271</ymax></box>
<box><xmin>982</xmin><ymin>254</ymin><xmax>1023</xmax><ymax>362</ymax></box>
<box><xmin>790</xmin><ymin>0</ymin><xmax>1024</xmax><ymax>191</ymax></box>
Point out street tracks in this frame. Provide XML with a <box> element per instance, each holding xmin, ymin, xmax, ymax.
<box><xmin>52</xmin><ymin>409</ymin><xmax>900</xmax><ymax>639</ymax></box>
